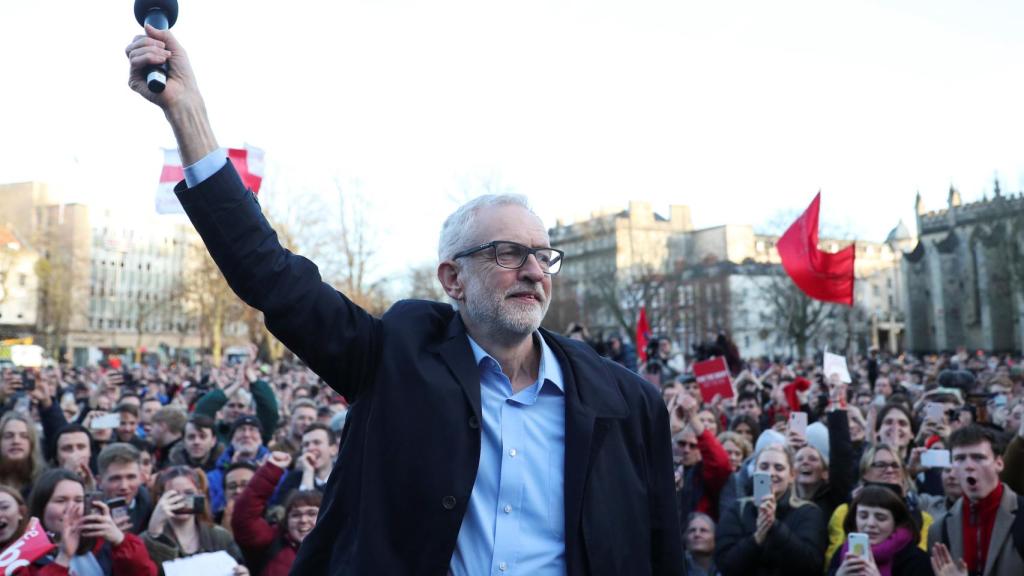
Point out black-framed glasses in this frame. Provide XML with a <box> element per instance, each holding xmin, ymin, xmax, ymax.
<box><xmin>452</xmin><ymin>240</ymin><xmax>565</xmax><ymax>275</ymax></box>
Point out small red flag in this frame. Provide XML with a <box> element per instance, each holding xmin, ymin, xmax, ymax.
<box><xmin>636</xmin><ymin>307</ymin><xmax>651</xmax><ymax>363</ymax></box>
<box><xmin>777</xmin><ymin>193</ymin><xmax>855</xmax><ymax>306</ymax></box>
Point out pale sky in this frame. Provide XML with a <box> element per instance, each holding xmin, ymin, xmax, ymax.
<box><xmin>2</xmin><ymin>1</ymin><xmax>1023</xmax><ymax>282</ymax></box>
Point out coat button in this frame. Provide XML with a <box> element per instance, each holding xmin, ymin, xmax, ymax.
<box><xmin>468</xmin><ymin>416</ymin><xmax>479</xmax><ymax>429</ymax></box>
<box><xmin>442</xmin><ymin>495</ymin><xmax>457</xmax><ymax>510</ymax></box>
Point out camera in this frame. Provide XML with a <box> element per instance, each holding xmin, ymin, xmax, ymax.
<box><xmin>178</xmin><ymin>494</ymin><xmax>205</xmax><ymax>514</ymax></box>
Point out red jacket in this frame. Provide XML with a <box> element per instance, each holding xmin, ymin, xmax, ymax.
<box><xmin>696</xmin><ymin>428</ymin><xmax>732</xmax><ymax>518</ymax></box>
<box><xmin>232</xmin><ymin>462</ymin><xmax>299</xmax><ymax>576</ymax></box>
<box><xmin>28</xmin><ymin>533</ymin><xmax>157</xmax><ymax>576</ymax></box>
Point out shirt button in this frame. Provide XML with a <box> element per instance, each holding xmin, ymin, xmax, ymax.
<box><xmin>441</xmin><ymin>495</ymin><xmax>457</xmax><ymax>510</ymax></box>
<box><xmin>498</xmin><ymin>562</ymin><xmax>508</xmax><ymax>572</ymax></box>
<box><xmin>468</xmin><ymin>415</ymin><xmax>480</xmax><ymax>429</ymax></box>
<box><xmin>503</xmin><ymin>504</ymin><xmax>512</xmax><ymax>514</ymax></box>
<box><xmin>508</xmin><ymin>448</ymin><xmax>517</xmax><ymax>458</ymax></box>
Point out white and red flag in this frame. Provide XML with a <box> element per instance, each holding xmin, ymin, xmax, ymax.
<box><xmin>156</xmin><ymin>145</ymin><xmax>264</xmax><ymax>214</ymax></box>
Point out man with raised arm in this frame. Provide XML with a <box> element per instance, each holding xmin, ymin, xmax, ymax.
<box><xmin>126</xmin><ymin>24</ymin><xmax>682</xmax><ymax>576</ymax></box>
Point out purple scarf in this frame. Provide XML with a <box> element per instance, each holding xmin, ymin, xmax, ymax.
<box><xmin>837</xmin><ymin>527</ymin><xmax>914</xmax><ymax>576</ymax></box>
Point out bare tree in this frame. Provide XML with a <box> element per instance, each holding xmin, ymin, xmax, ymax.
<box><xmin>405</xmin><ymin>263</ymin><xmax>446</xmax><ymax>301</ymax></box>
<box><xmin>760</xmin><ymin>271</ymin><xmax>830</xmax><ymax>359</ymax></box>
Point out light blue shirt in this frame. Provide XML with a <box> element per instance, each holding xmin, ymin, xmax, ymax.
<box><xmin>450</xmin><ymin>333</ymin><xmax>567</xmax><ymax>576</ymax></box>
<box><xmin>182</xmin><ymin>149</ymin><xmax>227</xmax><ymax>187</ymax></box>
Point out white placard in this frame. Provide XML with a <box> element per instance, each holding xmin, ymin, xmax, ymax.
<box><xmin>823</xmin><ymin>351</ymin><xmax>852</xmax><ymax>383</ymax></box>
<box><xmin>163</xmin><ymin>551</ymin><xmax>237</xmax><ymax>576</ymax></box>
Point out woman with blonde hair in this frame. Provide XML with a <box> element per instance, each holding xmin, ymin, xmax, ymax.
<box><xmin>715</xmin><ymin>443</ymin><xmax>827</xmax><ymax>576</ymax></box>
<box><xmin>0</xmin><ymin>412</ymin><xmax>46</xmax><ymax>498</ymax></box>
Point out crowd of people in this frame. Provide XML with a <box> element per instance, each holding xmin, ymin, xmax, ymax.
<box><xmin>0</xmin><ymin>347</ymin><xmax>343</xmax><ymax>575</ymax></box>
<box><xmin>635</xmin><ymin>339</ymin><xmax>1024</xmax><ymax>576</ymax></box>
<box><xmin>4</xmin><ymin>336</ymin><xmax>1022</xmax><ymax>576</ymax></box>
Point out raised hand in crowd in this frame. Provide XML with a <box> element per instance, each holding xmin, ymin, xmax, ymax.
<box><xmin>147</xmin><ymin>488</ymin><xmax>186</xmax><ymax>537</ymax></box>
<box><xmin>930</xmin><ymin>543</ymin><xmax>967</xmax><ymax>576</ymax></box>
<box><xmin>267</xmin><ymin>450</ymin><xmax>293</xmax><ymax>470</ymax></box>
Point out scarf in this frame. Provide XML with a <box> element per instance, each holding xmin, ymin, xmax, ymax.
<box><xmin>836</xmin><ymin>526</ymin><xmax>914</xmax><ymax>576</ymax></box>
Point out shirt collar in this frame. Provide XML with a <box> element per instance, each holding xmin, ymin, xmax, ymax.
<box><xmin>466</xmin><ymin>331</ymin><xmax>565</xmax><ymax>393</ymax></box>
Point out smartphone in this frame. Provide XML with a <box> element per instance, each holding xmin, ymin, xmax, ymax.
<box><xmin>921</xmin><ymin>449</ymin><xmax>951</xmax><ymax>468</ymax></box>
<box><xmin>20</xmin><ymin>372</ymin><xmax>36</xmax><ymax>392</ymax></box>
<box><xmin>788</xmin><ymin>412</ymin><xmax>808</xmax><ymax>436</ymax></box>
<box><xmin>106</xmin><ymin>497</ymin><xmax>128</xmax><ymax>520</ymax></box>
<box><xmin>83</xmin><ymin>492</ymin><xmax>98</xmax><ymax>515</ymax></box>
<box><xmin>90</xmin><ymin>412</ymin><xmax>121</xmax><ymax>430</ymax></box>
<box><xmin>925</xmin><ymin>402</ymin><xmax>945</xmax><ymax>423</ymax></box>
<box><xmin>848</xmin><ymin>532</ymin><xmax>870</xmax><ymax>557</ymax></box>
<box><xmin>753</xmin><ymin>472</ymin><xmax>772</xmax><ymax>504</ymax></box>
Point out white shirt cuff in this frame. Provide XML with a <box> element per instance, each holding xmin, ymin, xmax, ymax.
<box><xmin>183</xmin><ymin>148</ymin><xmax>228</xmax><ymax>188</ymax></box>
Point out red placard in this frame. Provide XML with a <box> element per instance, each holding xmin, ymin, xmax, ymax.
<box><xmin>692</xmin><ymin>357</ymin><xmax>734</xmax><ymax>404</ymax></box>
<box><xmin>0</xmin><ymin>518</ymin><xmax>55</xmax><ymax>575</ymax></box>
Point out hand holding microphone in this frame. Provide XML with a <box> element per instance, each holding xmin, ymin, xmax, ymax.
<box><xmin>127</xmin><ymin>0</ymin><xmax>219</xmax><ymax>164</ymax></box>
<box><xmin>133</xmin><ymin>0</ymin><xmax>178</xmax><ymax>92</ymax></box>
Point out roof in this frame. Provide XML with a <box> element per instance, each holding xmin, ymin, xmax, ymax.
<box><xmin>885</xmin><ymin>219</ymin><xmax>912</xmax><ymax>243</ymax></box>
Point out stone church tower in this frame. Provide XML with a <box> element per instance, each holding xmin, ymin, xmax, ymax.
<box><xmin>902</xmin><ymin>180</ymin><xmax>1024</xmax><ymax>353</ymax></box>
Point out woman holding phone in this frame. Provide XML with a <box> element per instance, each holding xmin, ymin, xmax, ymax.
<box><xmin>715</xmin><ymin>444</ymin><xmax>827</xmax><ymax>576</ymax></box>
<box><xmin>141</xmin><ymin>466</ymin><xmax>247</xmax><ymax>575</ymax></box>
<box><xmin>827</xmin><ymin>485</ymin><xmax>933</xmax><ymax>576</ymax></box>
<box><xmin>26</xmin><ymin>468</ymin><xmax>156</xmax><ymax>576</ymax></box>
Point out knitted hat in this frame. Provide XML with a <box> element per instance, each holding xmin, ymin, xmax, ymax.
<box><xmin>754</xmin><ymin>428</ymin><xmax>786</xmax><ymax>456</ymax></box>
<box><xmin>805</xmin><ymin>422</ymin><xmax>830</xmax><ymax>464</ymax></box>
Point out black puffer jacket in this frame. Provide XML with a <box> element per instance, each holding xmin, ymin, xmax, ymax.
<box><xmin>714</xmin><ymin>490</ymin><xmax>827</xmax><ymax>576</ymax></box>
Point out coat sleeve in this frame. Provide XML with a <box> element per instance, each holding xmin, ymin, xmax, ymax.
<box><xmin>697</xmin><ymin>428</ymin><xmax>733</xmax><ymax>496</ymax></box>
<box><xmin>1001</xmin><ymin>434</ymin><xmax>1024</xmax><ymax>495</ymax></box>
<box><xmin>194</xmin><ymin>388</ymin><xmax>227</xmax><ymax>419</ymax></box>
<box><xmin>250</xmin><ymin>379</ymin><xmax>280</xmax><ymax>445</ymax></box>
<box><xmin>39</xmin><ymin>399</ymin><xmax>69</xmax><ymax>464</ymax></box>
<box><xmin>827</xmin><ymin>409</ymin><xmax>855</xmax><ymax>510</ymax></box>
<box><xmin>646</xmin><ymin>389</ymin><xmax>685</xmax><ymax>575</ymax></box>
<box><xmin>231</xmin><ymin>461</ymin><xmax>285</xmax><ymax>549</ymax></box>
<box><xmin>826</xmin><ymin>504</ymin><xmax>847</xmax><ymax>566</ymax></box>
<box><xmin>713</xmin><ymin>502</ymin><xmax>762</xmax><ymax>576</ymax></box>
<box><xmin>175</xmin><ymin>164</ymin><xmax>382</xmax><ymax>401</ymax></box>
<box><xmin>142</xmin><ymin>530</ymin><xmax>182</xmax><ymax>568</ymax></box>
<box><xmin>761</xmin><ymin>503</ymin><xmax>827</xmax><ymax>575</ymax></box>
<box><xmin>111</xmin><ymin>533</ymin><xmax>159</xmax><ymax>576</ymax></box>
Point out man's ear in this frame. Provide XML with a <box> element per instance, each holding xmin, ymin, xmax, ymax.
<box><xmin>437</xmin><ymin>261</ymin><xmax>464</xmax><ymax>302</ymax></box>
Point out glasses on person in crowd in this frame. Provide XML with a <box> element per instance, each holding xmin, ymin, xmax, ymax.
<box><xmin>676</xmin><ymin>440</ymin><xmax>699</xmax><ymax>449</ymax></box>
<box><xmin>452</xmin><ymin>241</ymin><xmax>565</xmax><ymax>275</ymax></box>
<box><xmin>226</xmin><ymin>480</ymin><xmax>249</xmax><ymax>492</ymax></box>
<box><xmin>871</xmin><ymin>461</ymin><xmax>901</xmax><ymax>471</ymax></box>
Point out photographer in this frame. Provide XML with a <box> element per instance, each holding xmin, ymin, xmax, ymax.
<box><xmin>141</xmin><ymin>466</ymin><xmax>246</xmax><ymax>575</ymax></box>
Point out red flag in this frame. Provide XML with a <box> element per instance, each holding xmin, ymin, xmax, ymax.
<box><xmin>156</xmin><ymin>146</ymin><xmax>265</xmax><ymax>214</ymax></box>
<box><xmin>636</xmin><ymin>307</ymin><xmax>651</xmax><ymax>363</ymax></box>
<box><xmin>777</xmin><ymin>193</ymin><xmax>855</xmax><ymax>305</ymax></box>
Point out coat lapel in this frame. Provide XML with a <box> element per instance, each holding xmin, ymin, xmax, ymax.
<box><xmin>435</xmin><ymin>313</ymin><xmax>482</xmax><ymax>421</ymax></box>
<box><xmin>948</xmin><ymin>499</ymin><xmax>965</xmax><ymax>560</ymax></box>
<box><xmin>542</xmin><ymin>331</ymin><xmax>628</xmax><ymax>572</ymax></box>
<box><xmin>984</xmin><ymin>488</ymin><xmax>1018</xmax><ymax>575</ymax></box>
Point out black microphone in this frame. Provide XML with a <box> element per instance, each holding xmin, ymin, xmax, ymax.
<box><xmin>133</xmin><ymin>0</ymin><xmax>179</xmax><ymax>93</ymax></box>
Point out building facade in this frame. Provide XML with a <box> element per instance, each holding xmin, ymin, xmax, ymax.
<box><xmin>548</xmin><ymin>201</ymin><xmax>909</xmax><ymax>359</ymax></box>
<box><xmin>0</xmin><ymin>181</ymin><xmax>251</xmax><ymax>365</ymax></box>
<box><xmin>902</xmin><ymin>185</ymin><xmax>1024</xmax><ymax>353</ymax></box>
